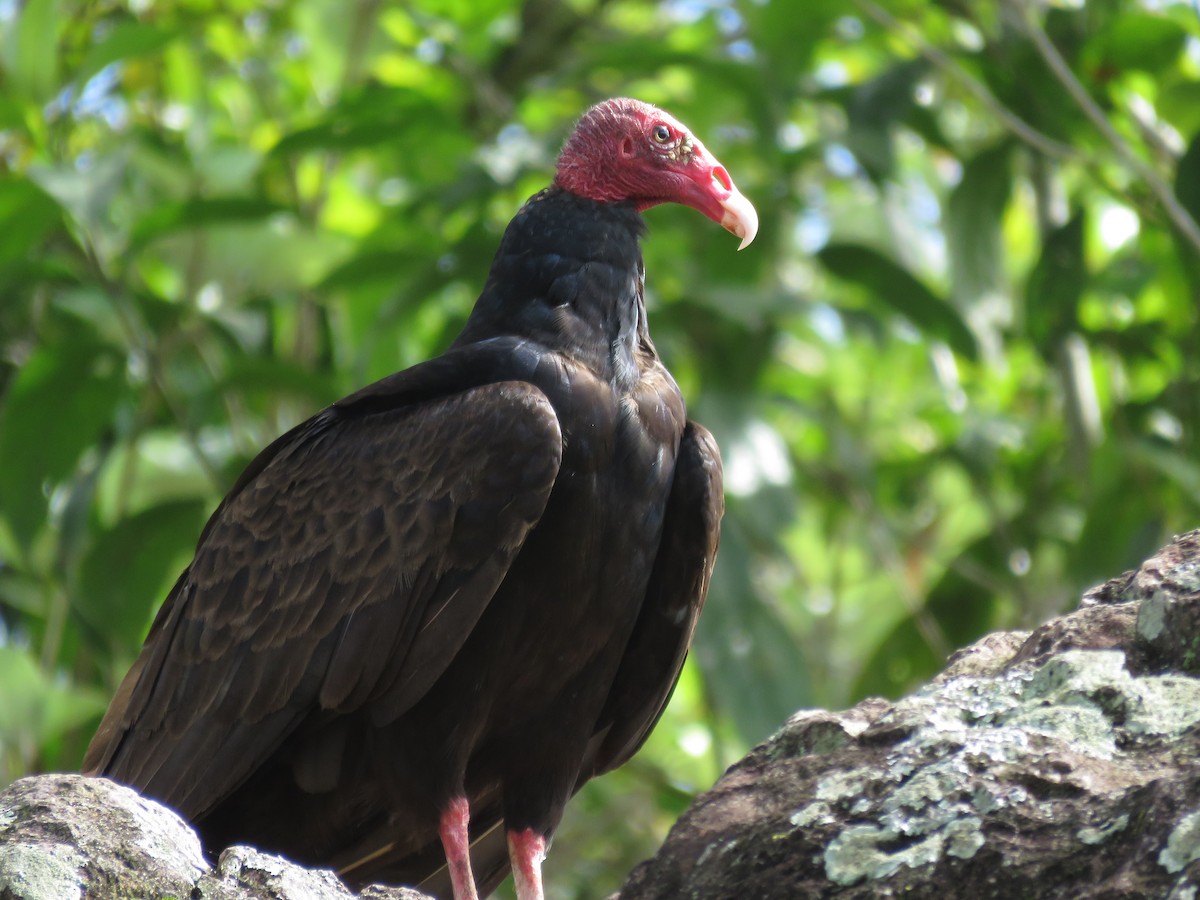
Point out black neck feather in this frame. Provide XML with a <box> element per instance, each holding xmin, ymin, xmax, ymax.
<box><xmin>453</xmin><ymin>187</ymin><xmax>651</xmax><ymax>389</ymax></box>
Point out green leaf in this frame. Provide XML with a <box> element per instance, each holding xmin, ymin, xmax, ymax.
<box><xmin>28</xmin><ymin>152</ymin><xmax>130</xmax><ymax>251</ymax></box>
<box><xmin>1125</xmin><ymin>438</ymin><xmax>1200</xmax><ymax>507</ymax></box>
<box><xmin>947</xmin><ymin>142</ymin><xmax>1013</xmax><ymax>307</ymax></box>
<box><xmin>0</xmin><ymin>178</ymin><xmax>65</xmax><ymax>270</ymax></box>
<box><xmin>0</xmin><ymin>645</ymin><xmax>107</xmax><ymax>747</ymax></box>
<box><xmin>0</xmin><ymin>571</ymin><xmax>44</xmax><ymax>617</ymax></box>
<box><xmin>843</xmin><ymin>59</ymin><xmax>928</xmax><ymax>180</ymax></box>
<box><xmin>0</xmin><ymin>339</ymin><xmax>128</xmax><ymax>550</ymax></box>
<box><xmin>129</xmin><ymin>197</ymin><xmax>289</xmax><ymax>256</ymax></box>
<box><xmin>818</xmin><ymin>243</ymin><xmax>980</xmax><ymax>360</ymax></box>
<box><xmin>1159</xmin><ymin>83</ymin><xmax>1200</xmax><ymax>140</ymax></box>
<box><xmin>696</xmin><ymin>510</ymin><xmax>811</xmax><ymax>745</ymax></box>
<box><xmin>1025</xmin><ymin>212</ymin><xmax>1086</xmax><ymax>351</ymax></box>
<box><xmin>73</xmin><ymin>22</ymin><xmax>180</xmax><ymax>90</ymax></box>
<box><xmin>76</xmin><ymin>499</ymin><xmax>209</xmax><ymax>650</ymax></box>
<box><xmin>851</xmin><ymin>616</ymin><xmax>942</xmax><ymax>701</ymax></box>
<box><xmin>318</xmin><ymin>248</ymin><xmax>426</xmax><ymax>292</ymax></box>
<box><xmin>0</xmin><ymin>95</ymin><xmax>28</xmax><ymax>133</ymax></box>
<box><xmin>214</xmin><ymin>357</ymin><xmax>341</xmax><ymax>410</ymax></box>
<box><xmin>1084</xmin><ymin>13</ymin><xmax>1187</xmax><ymax>76</ymax></box>
<box><xmin>853</xmin><ymin>532</ymin><xmax>1004</xmax><ymax>699</ymax></box>
<box><xmin>1175</xmin><ymin>131</ymin><xmax>1200</xmax><ymax>233</ymax></box>
<box><xmin>9</xmin><ymin>0</ymin><xmax>63</xmax><ymax>103</ymax></box>
<box><xmin>269</xmin><ymin>87</ymin><xmax>452</xmax><ymax>158</ymax></box>
<box><xmin>92</xmin><ymin>430</ymin><xmax>218</xmax><ymax>523</ymax></box>
<box><xmin>151</xmin><ymin>219</ymin><xmax>355</xmax><ymax>295</ymax></box>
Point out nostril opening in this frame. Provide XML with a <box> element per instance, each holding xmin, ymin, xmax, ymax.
<box><xmin>711</xmin><ymin>166</ymin><xmax>732</xmax><ymax>192</ymax></box>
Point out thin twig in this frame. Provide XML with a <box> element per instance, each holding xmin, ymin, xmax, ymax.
<box><xmin>852</xmin><ymin>0</ymin><xmax>1078</xmax><ymax>160</ymax></box>
<box><xmin>1005</xmin><ymin>0</ymin><xmax>1200</xmax><ymax>255</ymax></box>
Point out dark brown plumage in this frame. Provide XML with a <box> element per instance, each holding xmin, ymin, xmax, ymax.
<box><xmin>83</xmin><ymin>98</ymin><xmax>755</xmax><ymax>900</ymax></box>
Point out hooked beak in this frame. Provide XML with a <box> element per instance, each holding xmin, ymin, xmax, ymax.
<box><xmin>675</xmin><ymin>142</ymin><xmax>759</xmax><ymax>250</ymax></box>
<box><xmin>715</xmin><ymin>173</ymin><xmax>758</xmax><ymax>251</ymax></box>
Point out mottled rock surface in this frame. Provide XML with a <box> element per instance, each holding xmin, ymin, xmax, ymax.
<box><xmin>0</xmin><ymin>774</ymin><xmax>430</xmax><ymax>900</ymax></box>
<box><xmin>620</xmin><ymin>530</ymin><xmax>1200</xmax><ymax>900</ymax></box>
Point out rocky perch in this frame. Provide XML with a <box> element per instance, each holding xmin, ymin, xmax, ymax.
<box><xmin>5</xmin><ymin>532</ymin><xmax>1200</xmax><ymax>899</ymax></box>
<box><xmin>619</xmin><ymin>529</ymin><xmax>1200</xmax><ymax>899</ymax></box>
<box><xmin>0</xmin><ymin>775</ymin><xmax>430</xmax><ymax>900</ymax></box>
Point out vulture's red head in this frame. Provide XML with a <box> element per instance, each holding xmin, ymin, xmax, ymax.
<box><xmin>554</xmin><ymin>98</ymin><xmax>758</xmax><ymax>250</ymax></box>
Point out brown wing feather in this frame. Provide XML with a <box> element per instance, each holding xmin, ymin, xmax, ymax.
<box><xmin>83</xmin><ymin>381</ymin><xmax>562</xmax><ymax>821</ymax></box>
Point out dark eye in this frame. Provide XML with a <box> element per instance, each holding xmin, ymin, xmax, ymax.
<box><xmin>652</xmin><ymin>124</ymin><xmax>671</xmax><ymax>143</ymax></box>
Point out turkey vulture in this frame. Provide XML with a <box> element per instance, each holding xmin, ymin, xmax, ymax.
<box><xmin>83</xmin><ymin>97</ymin><xmax>756</xmax><ymax>900</ymax></box>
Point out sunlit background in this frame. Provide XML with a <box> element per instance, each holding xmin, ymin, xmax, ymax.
<box><xmin>2</xmin><ymin>0</ymin><xmax>1200</xmax><ymax>896</ymax></box>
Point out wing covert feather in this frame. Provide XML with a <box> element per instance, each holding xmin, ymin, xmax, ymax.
<box><xmin>84</xmin><ymin>381</ymin><xmax>562</xmax><ymax>819</ymax></box>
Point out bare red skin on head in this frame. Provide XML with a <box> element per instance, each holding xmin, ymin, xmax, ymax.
<box><xmin>554</xmin><ymin>98</ymin><xmax>691</xmax><ymax>210</ymax></box>
<box><xmin>552</xmin><ymin>98</ymin><xmax>757</xmax><ymax>247</ymax></box>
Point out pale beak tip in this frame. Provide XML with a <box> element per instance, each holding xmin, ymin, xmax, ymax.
<box><xmin>720</xmin><ymin>189</ymin><xmax>759</xmax><ymax>251</ymax></box>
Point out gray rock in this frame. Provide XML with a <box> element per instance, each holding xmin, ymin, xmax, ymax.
<box><xmin>0</xmin><ymin>774</ymin><xmax>429</xmax><ymax>900</ymax></box>
<box><xmin>0</xmin><ymin>773</ymin><xmax>205</xmax><ymax>900</ymax></box>
<box><xmin>620</xmin><ymin>530</ymin><xmax>1200</xmax><ymax>899</ymax></box>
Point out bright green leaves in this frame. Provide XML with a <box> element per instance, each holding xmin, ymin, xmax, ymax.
<box><xmin>6</xmin><ymin>0</ymin><xmax>65</xmax><ymax>104</ymax></box>
<box><xmin>0</xmin><ymin>339</ymin><xmax>129</xmax><ymax>552</ymax></box>
<box><xmin>72</xmin><ymin>22</ymin><xmax>181</xmax><ymax>93</ymax></box>
<box><xmin>0</xmin><ymin>645</ymin><xmax>107</xmax><ymax>782</ymax></box>
<box><xmin>1082</xmin><ymin>12</ymin><xmax>1189</xmax><ymax>78</ymax></box>
<box><xmin>128</xmin><ymin>198</ymin><xmax>288</xmax><ymax>256</ymax></box>
<box><xmin>818</xmin><ymin>243</ymin><xmax>979</xmax><ymax>361</ymax></box>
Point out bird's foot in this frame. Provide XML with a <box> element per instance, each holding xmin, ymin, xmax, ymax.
<box><xmin>507</xmin><ymin>828</ymin><xmax>546</xmax><ymax>900</ymax></box>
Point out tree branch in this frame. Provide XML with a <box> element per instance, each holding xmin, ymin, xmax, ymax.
<box><xmin>851</xmin><ymin>0</ymin><xmax>1078</xmax><ymax>161</ymax></box>
<box><xmin>1005</xmin><ymin>0</ymin><xmax>1200</xmax><ymax>255</ymax></box>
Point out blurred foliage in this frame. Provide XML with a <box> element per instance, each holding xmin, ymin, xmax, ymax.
<box><xmin>1</xmin><ymin>0</ymin><xmax>1199</xmax><ymax>896</ymax></box>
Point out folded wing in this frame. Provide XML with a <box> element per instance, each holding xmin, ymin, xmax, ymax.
<box><xmin>84</xmin><ymin>380</ymin><xmax>563</xmax><ymax>822</ymax></box>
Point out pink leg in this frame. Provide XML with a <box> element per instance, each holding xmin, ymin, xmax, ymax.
<box><xmin>439</xmin><ymin>796</ymin><xmax>479</xmax><ymax>900</ymax></box>
<box><xmin>507</xmin><ymin>828</ymin><xmax>547</xmax><ymax>900</ymax></box>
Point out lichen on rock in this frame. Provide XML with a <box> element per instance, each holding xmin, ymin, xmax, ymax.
<box><xmin>621</xmin><ymin>530</ymin><xmax>1200</xmax><ymax>899</ymax></box>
